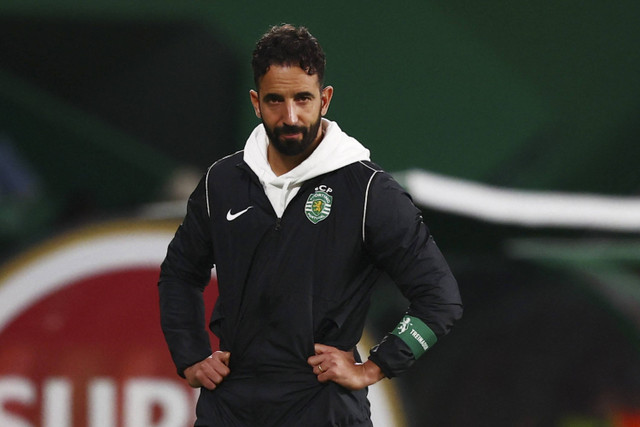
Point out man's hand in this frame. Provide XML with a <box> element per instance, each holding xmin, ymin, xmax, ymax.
<box><xmin>184</xmin><ymin>351</ymin><xmax>231</xmax><ymax>390</ymax></box>
<box><xmin>307</xmin><ymin>343</ymin><xmax>385</xmax><ymax>390</ymax></box>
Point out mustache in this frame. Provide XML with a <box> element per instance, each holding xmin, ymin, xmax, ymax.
<box><xmin>275</xmin><ymin>124</ymin><xmax>306</xmax><ymax>135</ymax></box>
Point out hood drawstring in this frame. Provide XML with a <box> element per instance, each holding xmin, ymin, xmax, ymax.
<box><xmin>279</xmin><ymin>180</ymin><xmax>291</xmax><ymax>217</ymax></box>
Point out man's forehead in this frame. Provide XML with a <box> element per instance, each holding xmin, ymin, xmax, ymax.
<box><xmin>258</xmin><ymin>64</ymin><xmax>322</xmax><ymax>92</ymax></box>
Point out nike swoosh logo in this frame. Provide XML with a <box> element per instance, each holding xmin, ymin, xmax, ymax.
<box><xmin>226</xmin><ymin>206</ymin><xmax>253</xmax><ymax>221</ymax></box>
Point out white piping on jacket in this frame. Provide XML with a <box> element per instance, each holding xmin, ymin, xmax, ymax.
<box><xmin>360</xmin><ymin>161</ymin><xmax>382</xmax><ymax>243</ymax></box>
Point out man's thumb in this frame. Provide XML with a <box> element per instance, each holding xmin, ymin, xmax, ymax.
<box><xmin>218</xmin><ymin>351</ymin><xmax>231</xmax><ymax>365</ymax></box>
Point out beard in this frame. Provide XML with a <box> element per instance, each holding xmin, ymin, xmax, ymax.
<box><xmin>264</xmin><ymin>114</ymin><xmax>323</xmax><ymax>156</ymax></box>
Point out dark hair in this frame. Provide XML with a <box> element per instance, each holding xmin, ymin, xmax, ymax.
<box><xmin>251</xmin><ymin>24</ymin><xmax>326</xmax><ymax>89</ymax></box>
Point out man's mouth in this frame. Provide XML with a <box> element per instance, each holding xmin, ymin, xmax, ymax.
<box><xmin>282</xmin><ymin>132</ymin><xmax>301</xmax><ymax>138</ymax></box>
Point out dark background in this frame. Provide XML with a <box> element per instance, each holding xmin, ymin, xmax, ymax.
<box><xmin>1</xmin><ymin>2</ymin><xmax>639</xmax><ymax>425</ymax></box>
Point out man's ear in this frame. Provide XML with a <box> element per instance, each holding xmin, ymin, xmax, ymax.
<box><xmin>320</xmin><ymin>86</ymin><xmax>334</xmax><ymax>116</ymax></box>
<box><xmin>249</xmin><ymin>90</ymin><xmax>261</xmax><ymax>118</ymax></box>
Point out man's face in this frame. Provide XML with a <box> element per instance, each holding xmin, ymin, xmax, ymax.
<box><xmin>250</xmin><ymin>65</ymin><xmax>333</xmax><ymax>156</ymax></box>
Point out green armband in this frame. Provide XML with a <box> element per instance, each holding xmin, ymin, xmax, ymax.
<box><xmin>391</xmin><ymin>315</ymin><xmax>437</xmax><ymax>359</ymax></box>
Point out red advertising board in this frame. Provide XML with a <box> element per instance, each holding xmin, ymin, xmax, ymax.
<box><xmin>0</xmin><ymin>221</ymin><xmax>404</xmax><ymax>426</ymax></box>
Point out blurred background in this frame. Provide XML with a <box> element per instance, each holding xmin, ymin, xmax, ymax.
<box><xmin>1</xmin><ymin>1</ymin><xmax>640</xmax><ymax>426</ymax></box>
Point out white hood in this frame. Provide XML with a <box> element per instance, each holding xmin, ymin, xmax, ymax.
<box><xmin>243</xmin><ymin>118</ymin><xmax>371</xmax><ymax>217</ymax></box>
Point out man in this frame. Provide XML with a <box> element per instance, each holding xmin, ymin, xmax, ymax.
<box><xmin>158</xmin><ymin>24</ymin><xmax>462</xmax><ymax>426</ymax></box>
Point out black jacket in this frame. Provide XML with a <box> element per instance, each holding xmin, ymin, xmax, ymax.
<box><xmin>158</xmin><ymin>153</ymin><xmax>462</xmax><ymax>426</ymax></box>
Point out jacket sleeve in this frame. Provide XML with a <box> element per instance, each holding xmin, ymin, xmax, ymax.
<box><xmin>158</xmin><ymin>175</ymin><xmax>215</xmax><ymax>377</ymax></box>
<box><xmin>364</xmin><ymin>171</ymin><xmax>462</xmax><ymax>378</ymax></box>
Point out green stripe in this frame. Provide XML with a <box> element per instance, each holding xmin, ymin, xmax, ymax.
<box><xmin>391</xmin><ymin>315</ymin><xmax>437</xmax><ymax>359</ymax></box>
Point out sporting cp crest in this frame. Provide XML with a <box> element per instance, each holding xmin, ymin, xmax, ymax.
<box><xmin>305</xmin><ymin>186</ymin><xmax>333</xmax><ymax>224</ymax></box>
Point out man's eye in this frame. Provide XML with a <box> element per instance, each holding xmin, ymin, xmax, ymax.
<box><xmin>263</xmin><ymin>95</ymin><xmax>283</xmax><ymax>103</ymax></box>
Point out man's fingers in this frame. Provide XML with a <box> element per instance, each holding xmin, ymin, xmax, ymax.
<box><xmin>200</xmin><ymin>363</ymin><xmax>226</xmax><ymax>389</ymax></box>
<box><xmin>191</xmin><ymin>362</ymin><xmax>224</xmax><ymax>390</ymax></box>
<box><xmin>309</xmin><ymin>343</ymin><xmax>337</xmax><ymax>367</ymax></box>
<box><xmin>214</xmin><ymin>350</ymin><xmax>231</xmax><ymax>366</ymax></box>
<box><xmin>308</xmin><ymin>344</ymin><xmax>376</xmax><ymax>390</ymax></box>
<box><xmin>209</xmin><ymin>352</ymin><xmax>232</xmax><ymax>375</ymax></box>
<box><xmin>307</xmin><ymin>353</ymin><xmax>322</xmax><ymax>367</ymax></box>
<box><xmin>192</xmin><ymin>369</ymin><xmax>216</xmax><ymax>390</ymax></box>
<box><xmin>185</xmin><ymin>353</ymin><xmax>232</xmax><ymax>390</ymax></box>
<box><xmin>313</xmin><ymin>343</ymin><xmax>332</xmax><ymax>354</ymax></box>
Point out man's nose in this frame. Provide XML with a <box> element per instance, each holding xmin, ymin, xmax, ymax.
<box><xmin>283</xmin><ymin>101</ymin><xmax>299</xmax><ymax>125</ymax></box>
